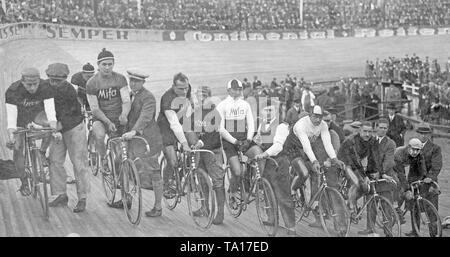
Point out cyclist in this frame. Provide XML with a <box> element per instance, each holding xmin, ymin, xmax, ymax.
<box><xmin>254</xmin><ymin>103</ymin><xmax>296</xmax><ymax>235</ymax></box>
<box><xmin>157</xmin><ymin>72</ymin><xmax>193</xmax><ymax>198</ymax></box>
<box><xmin>216</xmin><ymin>79</ymin><xmax>263</xmax><ymax>201</ymax></box>
<box><xmin>5</xmin><ymin>67</ymin><xmax>58</xmax><ymax>196</ymax></box>
<box><xmin>71</xmin><ymin>62</ymin><xmax>95</xmax><ymax>111</ymax></box>
<box><xmin>44</xmin><ymin>63</ymin><xmax>90</xmax><ymax>213</ymax></box>
<box><xmin>86</xmin><ymin>48</ymin><xmax>131</xmax><ymax>174</ymax></box>
<box><xmin>187</xmin><ymin>86</ymin><xmax>226</xmax><ymax>225</ymax></box>
<box><xmin>278</xmin><ymin>105</ymin><xmax>345</xmax><ymax>228</ymax></box>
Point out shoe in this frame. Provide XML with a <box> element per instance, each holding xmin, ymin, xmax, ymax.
<box><xmin>405</xmin><ymin>231</ymin><xmax>419</xmax><ymax>237</ymax></box>
<box><xmin>308</xmin><ymin>220</ymin><xmax>322</xmax><ymax>228</ymax></box>
<box><xmin>18</xmin><ymin>182</ymin><xmax>31</xmax><ymax>197</ymax></box>
<box><xmin>145</xmin><ymin>207</ymin><xmax>162</xmax><ymax>217</ymax></box>
<box><xmin>396</xmin><ymin>207</ymin><xmax>406</xmax><ymax>225</ymax></box>
<box><xmin>107</xmin><ymin>200</ymin><xmax>131</xmax><ymax>209</ymax></box>
<box><xmin>192</xmin><ymin>206</ymin><xmax>210</xmax><ymax>217</ymax></box>
<box><xmin>67</xmin><ymin>178</ymin><xmax>77</xmax><ymax>184</ymax></box>
<box><xmin>287</xmin><ymin>228</ymin><xmax>297</xmax><ymax>236</ymax></box>
<box><xmin>357</xmin><ymin>229</ymin><xmax>375</xmax><ymax>235</ymax></box>
<box><xmin>49</xmin><ymin>194</ymin><xmax>68</xmax><ymax>207</ymax></box>
<box><xmin>262</xmin><ymin>221</ymin><xmax>275</xmax><ymax>226</ymax></box>
<box><xmin>73</xmin><ymin>198</ymin><xmax>86</xmax><ymax>213</ymax></box>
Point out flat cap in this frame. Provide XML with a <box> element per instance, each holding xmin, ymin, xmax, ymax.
<box><xmin>127</xmin><ymin>69</ymin><xmax>149</xmax><ymax>81</ymax></box>
<box><xmin>350</xmin><ymin>121</ymin><xmax>362</xmax><ymax>129</ymax></box>
<box><xmin>416</xmin><ymin>122</ymin><xmax>432</xmax><ymax>134</ymax></box>
<box><xmin>46</xmin><ymin>63</ymin><xmax>70</xmax><ymax>78</ymax></box>
<box><xmin>408</xmin><ymin>138</ymin><xmax>423</xmax><ymax>149</ymax></box>
<box><xmin>21</xmin><ymin>67</ymin><xmax>40</xmax><ymax>78</ymax></box>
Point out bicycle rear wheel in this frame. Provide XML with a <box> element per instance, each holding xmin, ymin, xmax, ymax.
<box><xmin>32</xmin><ymin>150</ymin><xmax>49</xmax><ymax>220</ymax></box>
<box><xmin>87</xmin><ymin>131</ymin><xmax>99</xmax><ymax>176</ymax></box>
<box><xmin>102</xmin><ymin>149</ymin><xmax>117</xmax><ymax>205</ymax></box>
<box><xmin>224</xmin><ymin>166</ymin><xmax>244</xmax><ymax>218</ymax></box>
<box><xmin>255</xmin><ymin>177</ymin><xmax>279</xmax><ymax>237</ymax></box>
<box><xmin>186</xmin><ymin>169</ymin><xmax>215</xmax><ymax>229</ymax></box>
<box><xmin>318</xmin><ymin>187</ymin><xmax>350</xmax><ymax>237</ymax></box>
<box><xmin>367</xmin><ymin>195</ymin><xmax>401</xmax><ymax>237</ymax></box>
<box><xmin>411</xmin><ymin>198</ymin><xmax>442</xmax><ymax>237</ymax></box>
<box><xmin>121</xmin><ymin>159</ymin><xmax>142</xmax><ymax>225</ymax></box>
<box><xmin>294</xmin><ymin>176</ymin><xmax>312</xmax><ymax>223</ymax></box>
<box><xmin>161</xmin><ymin>156</ymin><xmax>180</xmax><ymax>210</ymax></box>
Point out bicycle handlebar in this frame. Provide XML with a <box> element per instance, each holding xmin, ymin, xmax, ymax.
<box><xmin>410</xmin><ymin>180</ymin><xmax>440</xmax><ymax>191</ymax></box>
<box><xmin>369</xmin><ymin>178</ymin><xmax>397</xmax><ymax>186</ymax></box>
<box><xmin>187</xmin><ymin>149</ymin><xmax>215</xmax><ymax>155</ymax></box>
<box><xmin>108</xmin><ymin>136</ymin><xmax>151</xmax><ymax>154</ymax></box>
<box><xmin>13</xmin><ymin>126</ymin><xmax>56</xmax><ymax>135</ymax></box>
<box><xmin>250</xmin><ymin>156</ymin><xmax>279</xmax><ymax>168</ymax></box>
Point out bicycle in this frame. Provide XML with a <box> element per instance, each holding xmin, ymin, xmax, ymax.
<box><xmin>83</xmin><ymin>109</ymin><xmax>99</xmax><ymax>176</ymax></box>
<box><xmin>14</xmin><ymin>126</ymin><xmax>55</xmax><ymax>220</ymax></box>
<box><xmin>346</xmin><ymin>177</ymin><xmax>401</xmax><ymax>237</ymax></box>
<box><xmin>224</xmin><ymin>151</ymin><xmax>279</xmax><ymax>237</ymax></box>
<box><xmin>294</xmin><ymin>161</ymin><xmax>350</xmax><ymax>237</ymax></box>
<box><xmin>161</xmin><ymin>148</ymin><xmax>216</xmax><ymax>229</ymax></box>
<box><xmin>407</xmin><ymin>180</ymin><xmax>442</xmax><ymax>237</ymax></box>
<box><xmin>101</xmin><ymin>136</ymin><xmax>150</xmax><ymax>225</ymax></box>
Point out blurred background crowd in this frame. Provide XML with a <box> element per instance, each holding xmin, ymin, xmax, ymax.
<box><xmin>2</xmin><ymin>0</ymin><xmax>450</xmax><ymax>30</ymax></box>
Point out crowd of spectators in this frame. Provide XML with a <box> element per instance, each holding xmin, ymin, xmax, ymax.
<box><xmin>2</xmin><ymin>0</ymin><xmax>450</xmax><ymax>30</ymax></box>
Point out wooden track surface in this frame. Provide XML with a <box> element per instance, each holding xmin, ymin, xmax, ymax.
<box><xmin>1</xmin><ymin>37</ymin><xmax>450</xmax><ymax>237</ymax></box>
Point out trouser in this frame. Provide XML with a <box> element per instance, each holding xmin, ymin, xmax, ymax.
<box><xmin>49</xmin><ymin>122</ymin><xmax>90</xmax><ymax>199</ymax></box>
<box><xmin>198</xmin><ymin>147</ymin><xmax>225</xmax><ymax>190</ymax></box>
<box><xmin>267</xmin><ymin>156</ymin><xmax>295</xmax><ymax>229</ymax></box>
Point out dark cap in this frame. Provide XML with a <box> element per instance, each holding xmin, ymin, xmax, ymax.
<box><xmin>46</xmin><ymin>63</ymin><xmax>70</xmax><ymax>79</ymax></box>
<box><xmin>82</xmin><ymin>63</ymin><xmax>95</xmax><ymax>73</ymax></box>
<box><xmin>387</xmin><ymin>103</ymin><xmax>396</xmax><ymax>110</ymax></box>
<box><xmin>97</xmin><ymin>48</ymin><xmax>114</xmax><ymax>63</ymax></box>
<box><xmin>377</xmin><ymin>117</ymin><xmax>389</xmax><ymax>125</ymax></box>
<box><xmin>416</xmin><ymin>122</ymin><xmax>432</xmax><ymax>134</ymax></box>
<box><xmin>227</xmin><ymin>79</ymin><xmax>243</xmax><ymax>89</ymax></box>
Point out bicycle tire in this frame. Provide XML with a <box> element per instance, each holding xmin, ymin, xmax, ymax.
<box><xmin>224</xmin><ymin>166</ymin><xmax>244</xmax><ymax>218</ymax></box>
<box><xmin>161</xmin><ymin>156</ymin><xmax>180</xmax><ymax>210</ymax></box>
<box><xmin>87</xmin><ymin>131</ymin><xmax>99</xmax><ymax>176</ymax></box>
<box><xmin>102</xmin><ymin>149</ymin><xmax>117</xmax><ymax>205</ymax></box>
<box><xmin>33</xmin><ymin>149</ymin><xmax>49</xmax><ymax>220</ymax></box>
<box><xmin>412</xmin><ymin>197</ymin><xmax>442</xmax><ymax>237</ymax></box>
<box><xmin>367</xmin><ymin>194</ymin><xmax>401</xmax><ymax>237</ymax></box>
<box><xmin>121</xmin><ymin>159</ymin><xmax>142</xmax><ymax>225</ymax></box>
<box><xmin>294</xmin><ymin>176</ymin><xmax>312</xmax><ymax>223</ymax></box>
<box><xmin>186</xmin><ymin>169</ymin><xmax>215</xmax><ymax>229</ymax></box>
<box><xmin>318</xmin><ymin>187</ymin><xmax>350</xmax><ymax>237</ymax></box>
<box><xmin>255</xmin><ymin>177</ymin><xmax>279</xmax><ymax>237</ymax></box>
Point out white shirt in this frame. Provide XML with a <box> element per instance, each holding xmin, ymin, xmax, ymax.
<box><xmin>293</xmin><ymin>116</ymin><xmax>336</xmax><ymax>162</ymax></box>
<box><xmin>377</xmin><ymin>136</ymin><xmax>385</xmax><ymax>144</ymax></box>
<box><xmin>265</xmin><ymin>123</ymin><xmax>289</xmax><ymax>156</ymax></box>
<box><xmin>301</xmin><ymin>90</ymin><xmax>315</xmax><ymax>110</ymax></box>
<box><xmin>389</xmin><ymin>114</ymin><xmax>395</xmax><ymax>121</ymax></box>
<box><xmin>216</xmin><ymin>95</ymin><xmax>255</xmax><ymax>143</ymax></box>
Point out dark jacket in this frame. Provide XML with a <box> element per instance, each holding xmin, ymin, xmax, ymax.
<box><xmin>338</xmin><ymin>134</ymin><xmax>371</xmax><ymax>174</ymax></box>
<box><xmin>285</xmin><ymin>106</ymin><xmax>301</xmax><ymax>124</ymax></box>
<box><xmin>367</xmin><ymin>136</ymin><xmax>396</xmax><ymax>176</ymax></box>
<box><xmin>421</xmin><ymin>140</ymin><xmax>442</xmax><ymax>182</ymax></box>
<box><xmin>127</xmin><ymin>88</ymin><xmax>163</xmax><ymax>156</ymax></box>
<box><xmin>190</xmin><ymin>98</ymin><xmax>222</xmax><ymax>150</ymax></box>
<box><xmin>387</xmin><ymin>114</ymin><xmax>406</xmax><ymax>147</ymax></box>
<box><xmin>394</xmin><ymin>146</ymin><xmax>427</xmax><ymax>190</ymax></box>
<box><xmin>51</xmin><ymin>80</ymin><xmax>84</xmax><ymax>133</ymax></box>
<box><xmin>329</xmin><ymin>122</ymin><xmax>345</xmax><ymax>143</ymax></box>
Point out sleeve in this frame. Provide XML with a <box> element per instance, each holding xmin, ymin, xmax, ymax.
<box><xmin>245</xmin><ymin>102</ymin><xmax>255</xmax><ymax>141</ymax></box>
<box><xmin>119</xmin><ymin>74</ymin><xmax>128</xmax><ymax>88</ymax></box>
<box><xmin>6</xmin><ymin>103</ymin><xmax>18</xmax><ymax>129</ymax></box>
<box><xmin>427</xmin><ymin>145</ymin><xmax>442</xmax><ymax>181</ymax></box>
<box><xmin>120</xmin><ymin>87</ymin><xmax>131</xmax><ymax>104</ymax></box>
<box><xmin>294</xmin><ymin>121</ymin><xmax>317</xmax><ymax>162</ymax></box>
<box><xmin>320</xmin><ymin>123</ymin><xmax>337</xmax><ymax>159</ymax></box>
<box><xmin>86</xmin><ymin>77</ymin><xmax>97</xmax><ymax>96</ymax></box>
<box><xmin>265</xmin><ymin>123</ymin><xmax>289</xmax><ymax>156</ymax></box>
<box><xmin>70</xmin><ymin>73</ymin><xmax>79</xmax><ymax>86</ymax></box>
<box><xmin>381</xmin><ymin>141</ymin><xmax>396</xmax><ymax>175</ymax></box>
<box><xmin>5</xmin><ymin>87</ymin><xmax>19</xmax><ymax>105</ymax></box>
<box><xmin>44</xmin><ymin>98</ymin><xmax>57</xmax><ymax>122</ymax></box>
<box><xmin>165</xmin><ymin>110</ymin><xmax>187</xmax><ymax>144</ymax></box>
<box><xmin>132</xmin><ymin>93</ymin><xmax>156</xmax><ymax>135</ymax></box>
<box><xmin>216</xmin><ymin>102</ymin><xmax>237</xmax><ymax>144</ymax></box>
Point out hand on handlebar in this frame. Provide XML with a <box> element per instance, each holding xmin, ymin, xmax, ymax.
<box><xmin>181</xmin><ymin>141</ymin><xmax>191</xmax><ymax>152</ymax></box>
<box><xmin>192</xmin><ymin>140</ymin><xmax>204</xmax><ymax>150</ymax></box>
<box><xmin>255</xmin><ymin>152</ymin><xmax>269</xmax><ymax>161</ymax></box>
<box><xmin>423</xmin><ymin>177</ymin><xmax>433</xmax><ymax>184</ymax></box>
<box><xmin>52</xmin><ymin>131</ymin><xmax>63</xmax><ymax>141</ymax></box>
<box><xmin>122</xmin><ymin>130</ymin><xmax>137</xmax><ymax>140</ymax></box>
<box><xmin>312</xmin><ymin>160</ymin><xmax>321</xmax><ymax>174</ymax></box>
<box><xmin>331</xmin><ymin>158</ymin><xmax>345</xmax><ymax>170</ymax></box>
<box><xmin>381</xmin><ymin>174</ymin><xmax>396</xmax><ymax>184</ymax></box>
<box><xmin>107</xmin><ymin>121</ymin><xmax>117</xmax><ymax>132</ymax></box>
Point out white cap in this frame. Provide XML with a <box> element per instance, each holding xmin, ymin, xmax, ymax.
<box><xmin>127</xmin><ymin>69</ymin><xmax>149</xmax><ymax>81</ymax></box>
<box><xmin>408</xmin><ymin>138</ymin><xmax>423</xmax><ymax>149</ymax></box>
<box><xmin>312</xmin><ymin>105</ymin><xmax>323</xmax><ymax>115</ymax></box>
<box><xmin>227</xmin><ymin>79</ymin><xmax>243</xmax><ymax>89</ymax></box>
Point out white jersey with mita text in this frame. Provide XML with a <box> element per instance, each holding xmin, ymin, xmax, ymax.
<box><xmin>216</xmin><ymin>95</ymin><xmax>255</xmax><ymax>143</ymax></box>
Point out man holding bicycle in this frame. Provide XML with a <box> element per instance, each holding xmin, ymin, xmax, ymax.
<box><xmin>279</xmin><ymin>105</ymin><xmax>345</xmax><ymax>228</ymax></box>
<box><xmin>86</xmin><ymin>48</ymin><xmax>131</xmax><ymax>173</ymax></box>
<box><xmin>216</xmin><ymin>79</ymin><xmax>263</xmax><ymax>202</ymax></box>
<box><xmin>5</xmin><ymin>67</ymin><xmax>58</xmax><ymax>196</ymax></box>
<box><xmin>45</xmin><ymin>63</ymin><xmax>90</xmax><ymax>213</ymax></box>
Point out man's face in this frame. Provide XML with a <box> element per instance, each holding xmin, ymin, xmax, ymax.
<box><xmin>323</xmin><ymin>114</ymin><xmax>332</xmax><ymax>127</ymax></box>
<box><xmin>82</xmin><ymin>72</ymin><xmax>94</xmax><ymax>81</ymax></box>
<box><xmin>129</xmin><ymin>78</ymin><xmax>144</xmax><ymax>92</ymax></box>
<box><xmin>293</xmin><ymin>102</ymin><xmax>300</xmax><ymax>108</ymax></box>
<box><xmin>98</xmin><ymin>59</ymin><xmax>114</xmax><ymax>75</ymax></box>
<box><xmin>48</xmin><ymin>77</ymin><xmax>65</xmax><ymax>87</ymax></box>
<box><xmin>376</xmin><ymin>122</ymin><xmax>388</xmax><ymax>137</ymax></box>
<box><xmin>388</xmin><ymin>108</ymin><xmax>395</xmax><ymax>116</ymax></box>
<box><xmin>229</xmin><ymin>87</ymin><xmax>243</xmax><ymax>99</ymax></box>
<box><xmin>359</xmin><ymin>125</ymin><xmax>372</xmax><ymax>141</ymax></box>
<box><xmin>417</xmin><ymin>132</ymin><xmax>430</xmax><ymax>143</ymax></box>
<box><xmin>310</xmin><ymin>113</ymin><xmax>322</xmax><ymax>126</ymax></box>
<box><xmin>173</xmin><ymin>79</ymin><xmax>189</xmax><ymax>97</ymax></box>
<box><xmin>408</xmin><ymin>147</ymin><xmax>421</xmax><ymax>158</ymax></box>
<box><xmin>22</xmin><ymin>78</ymin><xmax>40</xmax><ymax>94</ymax></box>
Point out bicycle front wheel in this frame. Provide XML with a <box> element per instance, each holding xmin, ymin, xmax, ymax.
<box><xmin>32</xmin><ymin>150</ymin><xmax>49</xmax><ymax>220</ymax></box>
<box><xmin>102</xmin><ymin>149</ymin><xmax>117</xmax><ymax>205</ymax></box>
<box><xmin>318</xmin><ymin>187</ymin><xmax>350</xmax><ymax>237</ymax></box>
<box><xmin>367</xmin><ymin>195</ymin><xmax>401</xmax><ymax>237</ymax></box>
<box><xmin>87</xmin><ymin>131</ymin><xmax>99</xmax><ymax>176</ymax></box>
<box><xmin>224</xmin><ymin>166</ymin><xmax>244</xmax><ymax>218</ymax></box>
<box><xmin>121</xmin><ymin>159</ymin><xmax>142</xmax><ymax>225</ymax></box>
<box><xmin>161</xmin><ymin>156</ymin><xmax>180</xmax><ymax>210</ymax></box>
<box><xmin>255</xmin><ymin>177</ymin><xmax>279</xmax><ymax>237</ymax></box>
<box><xmin>411</xmin><ymin>198</ymin><xmax>442</xmax><ymax>237</ymax></box>
<box><xmin>186</xmin><ymin>169</ymin><xmax>215</xmax><ymax>229</ymax></box>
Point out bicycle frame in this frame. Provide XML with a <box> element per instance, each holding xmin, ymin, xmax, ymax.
<box><xmin>242</xmin><ymin>157</ymin><xmax>278</xmax><ymax>206</ymax></box>
<box><xmin>410</xmin><ymin>180</ymin><xmax>440</xmax><ymax>201</ymax></box>
<box><xmin>298</xmin><ymin>166</ymin><xmax>329</xmax><ymax>220</ymax></box>
<box><xmin>179</xmin><ymin>149</ymin><xmax>214</xmax><ymax>194</ymax></box>
<box><xmin>352</xmin><ymin>178</ymin><xmax>391</xmax><ymax>221</ymax></box>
